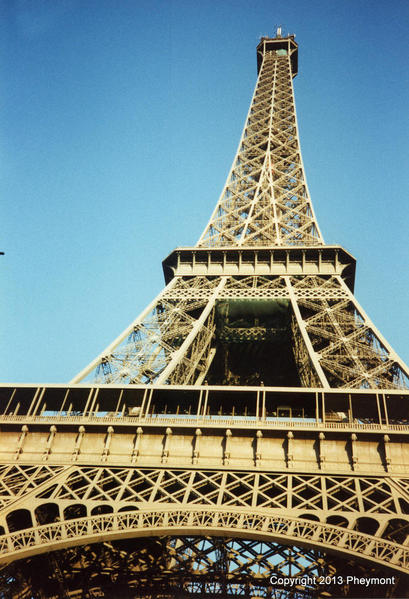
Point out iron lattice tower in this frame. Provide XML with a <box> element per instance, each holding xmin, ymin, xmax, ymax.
<box><xmin>1</xmin><ymin>31</ymin><xmax>409</xmax><ymax>599</ymax></box>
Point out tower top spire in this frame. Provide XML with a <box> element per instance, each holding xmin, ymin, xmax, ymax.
<box><xmin>256</xmin><ymin>32</ymin><xmax>298</xmax><ymax>76</ymax></box>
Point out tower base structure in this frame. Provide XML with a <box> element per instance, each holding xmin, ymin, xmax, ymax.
<box><xmin>3</xmin><ymin>537</ymin><xmax>408</xmax><ymax>598</ymax></box>
<box><xmin>1</xmin><ymin>384</ymin><xmax>409</xmax><ymax>597</ymax></box>
<box><xmin>3</xmin><ymin>30</ymin><xmax>409</xmax><ymax>598</ymax></box>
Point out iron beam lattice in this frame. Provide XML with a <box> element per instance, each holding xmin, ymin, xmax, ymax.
<box><xmin>1</xmin><ymin>30</ymin><xmax>409</xmax><ymax>599</ymax></box>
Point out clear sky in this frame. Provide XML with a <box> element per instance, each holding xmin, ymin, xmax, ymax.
<box><xmin>1</xmin><ymin>0</ymin><xmax>408</xmax><ymax>383</ymax></box>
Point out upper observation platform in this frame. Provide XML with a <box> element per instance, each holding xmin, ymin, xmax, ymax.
<box><xmin>257</xmin><ymin>31</ymin><xmax>298</xmax><ymax>76</ymax></box>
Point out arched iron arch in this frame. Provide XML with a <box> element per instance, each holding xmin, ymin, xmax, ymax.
<box><xmin>0</xmin><ymin>506</ymin><xmax>408</xmax><ymax>575</ymax></box>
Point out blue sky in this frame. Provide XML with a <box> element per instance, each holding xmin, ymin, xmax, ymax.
<box><xmin>1</xmin><ymin>0</ymin><xmax>408</xmax><ymax>382</ymax></box>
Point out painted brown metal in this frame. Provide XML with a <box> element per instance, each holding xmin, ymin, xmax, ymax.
<box><xmin>1</xmin><ymin>31</ymin><xmax>409</xmax><ymax>598</ymax></box>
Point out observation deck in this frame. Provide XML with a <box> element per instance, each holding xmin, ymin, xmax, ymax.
<box><xmin>257</xmin><ymin>33</ymin><xmax>298</xmax><ymax>76</ymax></box>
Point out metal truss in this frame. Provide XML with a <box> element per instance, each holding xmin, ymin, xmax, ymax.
<box><xmin>2</xmin><ymin>537</ymin><xmax>402</xmax><ymax>599</ymax></box>
<box><xmin>197</xmin><ymin>43</ymin><xmax>322</xmax><ymax>247</ymax></box>
<box><xmin>69</xmin><ymin>32</ymin><xmax>409</xmax><ymax>390</ymax></box>
<box><xmin>73</xmin><ymin>277</ymin><xmax>223</xmax><ymax>385</ymax></box>
<box><xmin>1</xmin><ymin>463</ymin><xmax>409</xmax><ymax>596</ymax></box>
<box><xmin>73</xmin><ymin>274</ymin><xmax>409</xmax><ymax>390</ymax></box>
<box><xmin>289</xmin><ymin>276</ymin><xmax>409</xmax><ymax>390</ymax></box>
<box><xmin>3</xmin><ymin>31</ymin><xmax>409</xmax><ymax>598</ymax></box>
<box><xmin>2</xmin><ymin>464</ymin><xmax>409</xmax><ymax>566</ymax></box>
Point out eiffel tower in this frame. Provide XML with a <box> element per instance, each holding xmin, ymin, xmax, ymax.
<box><xmin>1</xmin><ymin>29</ymin><xmax>409</xmax><ymax>599</ymax></box>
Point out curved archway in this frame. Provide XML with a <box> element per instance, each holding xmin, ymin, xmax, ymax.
<box><xmin>118</xmin><ymin>505</ymin><xmax>138</xmax><ymax>513</ymax></box>
<box><xmin>6</xmin><ymin>509</ymin><xmax>32</xmax><ymax>533</ymax></box>
<box><xmin>382</xmin><ymin>518</ymin><xmax>409</xmax><ymax>545</ymax></box>
<box><xmin>299</xmin><ymin>513</ymin><xmax>320</xmax><ymax>522</ymax></box>
<box><xmin>0</xmin><ymin>506</ymin><xmax>407</xmax><ymax>576</ymax></box>
<box><xmin>327</xmin><ymin>515</ymin><xmax>349</xmax><ymax>528</ymax></box>
<box><xmin>3</xmin><ymin>534</ymin><xmax>402</xmax><ymax>599</ymax></box>
<box><xmin>354</xmin><ymin>517</ymin><xmax>379</xmax><ymax>536</ymax></box>
<box><xmin>35</xmin><ymin>503</ymin><xmax>60</xmax><ymax>526</ymax></box>
<box><xmin>63</xmin><ymin>504</ymin><xmax>87</xmax><ymax>521</ymax></box>
<box><xmin>90</xmin><ymin>505</ymin><xmax>113</xmax><ymax>516</ymax></box>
